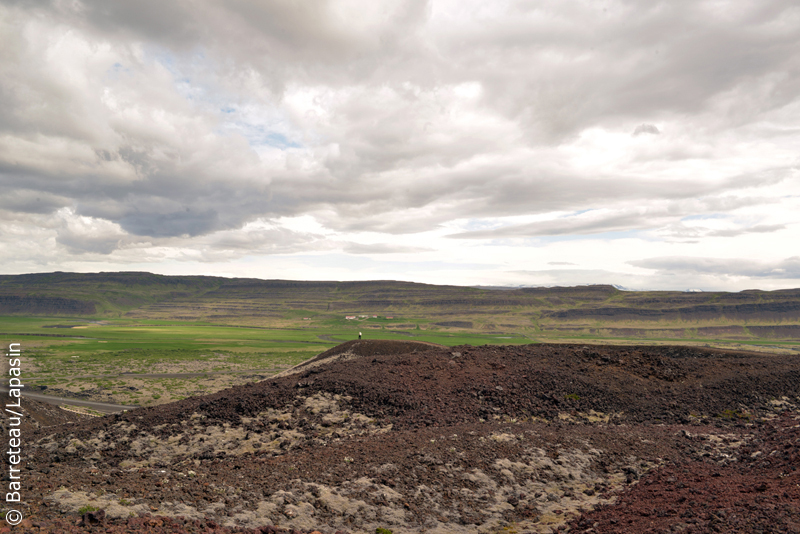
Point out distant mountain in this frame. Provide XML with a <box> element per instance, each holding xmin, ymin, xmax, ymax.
<box><xmin>1</xmin><ymin>272</ymin><xmax>799</xmax><ymax>341</ymax></box>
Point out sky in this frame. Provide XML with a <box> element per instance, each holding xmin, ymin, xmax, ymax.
<box><xmin>1</xmin><ymin>0</ymin><xmax>799</xmax><ymax>291</ymax></box>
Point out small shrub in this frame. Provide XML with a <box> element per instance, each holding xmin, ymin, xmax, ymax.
<box><xmin>78</xmin><ymin>505</ymin><xmax>99</xmax><ymax>514</ymax></box>
<box><xmin>565</xmin><ymin>393</ymin><xmax>580</xmax><ymax>401</ymax></box>
<box><xmin>718</xmin><ymin>409</ymin><xmax>751</xmax><ymax>420</ymax></box>
<box><xmin>376</xmin><ymin>528</ymin><xmax>393</xmax><ymax>534</ymax></box>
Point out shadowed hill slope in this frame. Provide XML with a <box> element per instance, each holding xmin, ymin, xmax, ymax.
<box><xmin>0</xmin><ymin>271</ymin><xmax>223</xmax><ymax>316</ymax></box>
<box><xmin>273</xmin><ymin>339</ymin><xmax>446</xmax><ymax>378</ymax></box>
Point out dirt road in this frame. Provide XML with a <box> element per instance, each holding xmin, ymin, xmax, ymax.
<box><xmin>0</xmin><ymin>386</ymin><xmax>137</xmax><ymax>413</ymax></box>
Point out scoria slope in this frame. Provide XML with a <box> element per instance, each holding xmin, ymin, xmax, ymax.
<box><xmin>18</xmin><ymin>341</ymin><xmax>800</xmax><ymax>533</ymax></box>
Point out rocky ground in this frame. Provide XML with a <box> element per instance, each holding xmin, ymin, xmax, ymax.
<box><xmin>1</xmin><ymin>397</ymin><xmax>93</xmax><ymax>435</ymax></box>
<box><xmin>8</xmin><ymin>340</ymin><xmax>800</xmax><ymax>533</ymax></box>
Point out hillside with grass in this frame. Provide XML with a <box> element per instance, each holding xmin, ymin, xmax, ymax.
<box><xmin>0</xmin><ymin>272</ymin><xmax>223</xmax><ymax>316</ymax></box>
<box><xmin>1</xmin><ymin>272</ymin><xmax>800</xmax><ymax>347</ymax></box>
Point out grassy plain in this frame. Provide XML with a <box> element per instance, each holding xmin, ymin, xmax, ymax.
<box><xmin>5</xmin><ymin>313</ymin><xmax>799</xmax><ymax>408</ymax></box>
<box><xmin>2</xmin><ymin>273</ymin><xmax>800</xmax><ymax>407</ymax></box>
<box><xmin>2</xmin><ymin>316</ymin><xmax>536</xmax><ymax>406</ymax></box>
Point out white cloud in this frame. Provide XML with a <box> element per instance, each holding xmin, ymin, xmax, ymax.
<box><xmin>0</xmin><ymin>0</ymin><xmax>799</xmax><ymax>290</ymax></box>
<box><xmin>630</xmin><ymin>256</ymin><xmax>800</xmax><ymax>279</ymax></box>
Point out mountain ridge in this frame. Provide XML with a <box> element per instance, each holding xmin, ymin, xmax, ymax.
<box><xmin>2</xmin><ymin>271</ymin><xmax>800</xmax><ymax>342</ymax></box>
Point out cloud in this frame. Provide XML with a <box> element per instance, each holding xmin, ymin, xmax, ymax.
<box><xmin>707</xmin><ymin>224</ymin><xmax>786</xmax><ymax>237</ymax></box>
<box><xmin>54</xmin><ymin>209</ymin><xmax>128</xmax><ymax>254</ymax></box>
<box><xmin>0</xmin><ymin>0</ymin><xmax>798</xmax><ymax>290</ymax></box>
<box><xmin>154</xmin><ymin>219</ymin><xmax>343</xmax><ymax>262</ymax></box>
<box><xmin>633</xmin><ymin>124</ymin><xmax>660</xmax><ymax>136</ymax></box>
<box><xmin>629</xmin><ymin>256</ymin><xmax>800</xmax><ymax>279</ymax></box>
<box><xmin>444</xmin><ymin>197</ymin><xmax>789</xmax><ymax>240</ymax></box>
<box><xmin>448</xmin><ymin>210</ymin><xmax>652</xmax><ymax>239</ymax></box>
<box><xmin>0</xmin><ymin>10</ymin><xmax>273</xmax><ymax>238</ymax></box>
<box><xmin>657</xmin><ymin>219</ymin><xmax>787</xmax><ymax>240</ymax></box>
<box><xmin>343</xmin><ymin>243</ymin><xmax>433</xmax><ymax>254</ymax></box>
<box><xmin>0</xmin><ymin>189</ymin><xmax>71</xmax><ymax>215</ymax></box>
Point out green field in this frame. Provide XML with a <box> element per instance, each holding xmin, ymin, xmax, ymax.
<box><xmin>2</xmin><ymin>272</ymin><xmax>799</xmax><ymax>407</ymax></box>
<box><xmin>0</xmin><ymin>316</ymin><xmax>536</xmax><ymax>406</ymax></box>
<box><xmin>4</xmin><ymin>314</ymin><xmax>799</xmax><ymax>408</ymax></box>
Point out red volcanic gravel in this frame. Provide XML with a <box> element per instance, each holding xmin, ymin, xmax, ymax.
<box><xmin>63</xmin><ymin>342</ymin><xmax>800</xmax><ymax>433</ymax></box>
<box><xmin>17</xmin><ymin>341</ymin><xmax>800</xmax><ymax>533</ymax></box>
<box><xmin>568</xmin><ymin>413</ymin><xmax>800</xmax><ymax>534</ymax></box>
<box><xmin>3</xmin><ymin>515</ymin><xmax>333</xmax><ymax>533</ymax></box>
